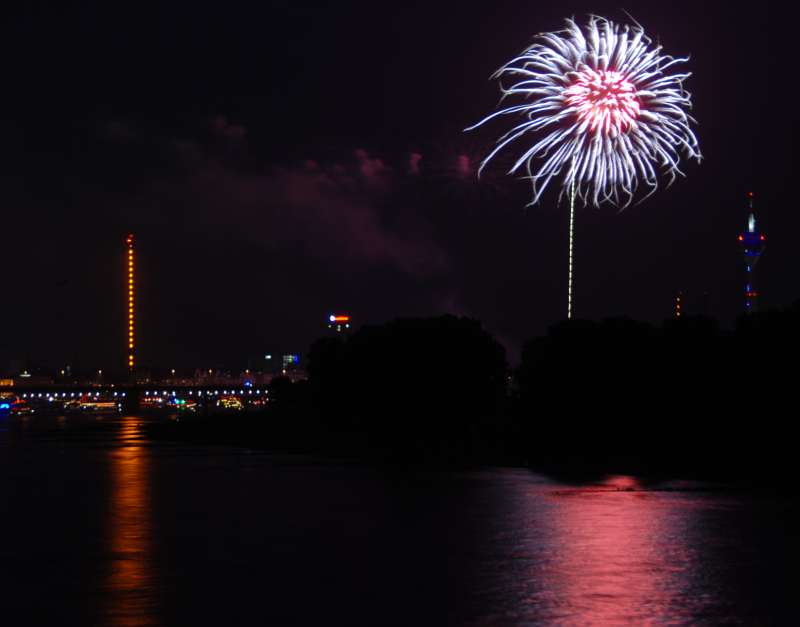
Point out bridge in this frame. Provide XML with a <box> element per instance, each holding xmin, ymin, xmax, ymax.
<box><xmin>1</xmin><ymin>384</ymin><xmax>270</xmax><ymax>414</ymax></box>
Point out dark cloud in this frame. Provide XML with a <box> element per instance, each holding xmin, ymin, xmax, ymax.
<box><xmin>79</xmin><ymin>122</ymin><xmax>466</xmax><ymax>282</ymax></box>
<box><xmin>354</xmin><ymin>148</ymin><xmax>388</xmax><ymax>187</ymax></box>
<box><xmin>212</xmin><ymin>115</ymin><xmax>247</xmax><ymax>143</ymax></box>
<box><xmin>456</xmin><ymin>154</ymin><xmax>472</xmax><ymax>179</ymax></box>
<box><xmin>409</xmin><ymin>152</ymin><xmax>423</xmax><ymax>176</ymax></box>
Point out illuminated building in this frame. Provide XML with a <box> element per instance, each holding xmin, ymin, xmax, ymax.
<box><xmin>674</xmin><ymin>291</ymin><xmax>683</xmax><ymax>319</ymax></box>
<box><xmin>126</xmin><ymin>234</ymin><xmax>136</xmax><ymax>373</ymax></box>
<box><xmin>282</xmin><ymin>354</ymin><xmax>299</xmax><ymax>373</ymax></box>
<box><xmin>328</xmin><ymin>314</ymin><xmax>351</xmax><ymax>333</ymax></box>
<box><xmin>737</xmin><ymin>193</ymin><xmax>766</xmax><ymax>313</ymax></box>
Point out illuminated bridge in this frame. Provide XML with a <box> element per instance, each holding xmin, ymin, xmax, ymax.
<box><xmin>1</xmin><ymin>384</ymin><xmax>270</xmax><ymax>414</ymax></box>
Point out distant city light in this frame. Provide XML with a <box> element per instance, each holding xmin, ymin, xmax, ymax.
<box><xmin>328</xmin><ymin>314</ymin><xmax>352</xmax><ymax>333</ymax></box>
<box><xmin>282</xmin><ymin>354</ymin><xmax>300</xmax><ymax>369</ymax></box>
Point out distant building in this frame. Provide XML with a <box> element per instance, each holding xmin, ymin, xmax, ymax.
<box><xmin>282</xmin><ymin>354</ymin><xmax>300</xmax><ymax>371</ymax></box>
<box><xmin>738</xmin><ymin>193</ymin><xmax>766</xmax><ymax>313</ymax></box>
<box><xmin>3</xmin><ymin>372</ymin><xmax>53</xmax><ymax>387</ymax></box>
<box><xmin>327</xmin><ymin>314</ymin><xmax>352</xmax><ymax>333</ymax></box>
<box><xmin>192</xmin><ymin>369</ymin><xmax>272</xmax><ymax>386</ymax></box>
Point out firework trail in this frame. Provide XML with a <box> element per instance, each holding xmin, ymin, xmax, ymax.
<box><xmin>467</xmin><ymin>15</ymin><xmax>700</xmax><ymax>318</ymax></box>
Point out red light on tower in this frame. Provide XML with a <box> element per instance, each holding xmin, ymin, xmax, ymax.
<box><xmin>674</xmin><ymin>291</ymin><xmax>683</xmax><ymax>319</ymax></box>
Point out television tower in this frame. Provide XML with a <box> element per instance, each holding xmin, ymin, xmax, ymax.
<box><xmin>126</xmin><ymin>234</ymin><xmax>136</xmax><ymax>373</ymax></box>
<box><xmin>737</xmin><ymin>193</ymin><xmax>766</xmax><ymax>313</ymax></box>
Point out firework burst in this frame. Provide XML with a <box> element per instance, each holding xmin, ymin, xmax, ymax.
<box><xmin>468</xmin><ymin>15</ymin><xmax>701</xmax><ymax>208</ymax></box>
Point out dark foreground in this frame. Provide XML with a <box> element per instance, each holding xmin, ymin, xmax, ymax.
<box><xmin>1</xmin><ymin>412</ymin><xmax>797</xmax><ymax>625</ymax></box>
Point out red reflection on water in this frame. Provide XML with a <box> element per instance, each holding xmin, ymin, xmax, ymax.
<box><xmin>534</xmin><ymin>475</ymin><xmax>696</xmax><ymax>623</ymax></box>
<box><xmin>106</xmin><ymin>417</ymin><xmax>156</xmax><ymax>626</ymax></box>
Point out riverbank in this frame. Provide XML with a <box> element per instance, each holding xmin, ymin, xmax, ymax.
<box><xmin>143</xmin><ymin>410</ymin><xmax>797</xmax><ymax>487</ymax></box>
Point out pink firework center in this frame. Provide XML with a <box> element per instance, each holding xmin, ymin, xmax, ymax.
<box><xmin>565</xmin><ymin>70</ymin><xmax>640</xmax><ymax>135</ymax></box>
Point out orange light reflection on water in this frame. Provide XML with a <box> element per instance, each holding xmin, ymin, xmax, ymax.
<box><xmin>106</xmin><ymin>417</ymin><xmax>157</xmax><ymax>627</ymax></box>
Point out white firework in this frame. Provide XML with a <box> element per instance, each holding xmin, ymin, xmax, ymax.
<box><xmin>468</xmin><ymin>15</ymin><xmax>701</xmax><ymax>208</ymax></box>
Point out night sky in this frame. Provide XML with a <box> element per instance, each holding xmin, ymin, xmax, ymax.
<box><xmin>0</xmin><ymin>1</ymin><xmax>794</xmax><ymax>373</ymax></box>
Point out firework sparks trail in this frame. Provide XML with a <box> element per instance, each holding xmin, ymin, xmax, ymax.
<box><xmin>467</xmin><ymin>15</ymin><xmax>701</xmax><ymax>208</ymax></box>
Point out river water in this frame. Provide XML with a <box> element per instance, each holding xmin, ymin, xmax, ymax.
<box><xmin>0</xmin><ymin>413</ymin><xmax>795</xmax><ymax>625</ymax></box>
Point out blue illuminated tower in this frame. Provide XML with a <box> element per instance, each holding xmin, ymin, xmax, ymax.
<box><xmin>738</xmin><ymin>193</ymin><xmax>766</xmax><ymax>313</ymax></box>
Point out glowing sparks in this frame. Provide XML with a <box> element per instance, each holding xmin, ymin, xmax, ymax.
<box><xmin>467</xmin><ymin>15</ymin><xmax>701</xmax><ymax>207</ymax></box>
<box><xmin>564</xmin><ymin>70</ymin><xmax>639</xmax><ymax>134</ymax></box>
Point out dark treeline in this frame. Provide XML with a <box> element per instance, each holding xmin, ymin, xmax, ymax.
<box><xmin>151</xmin><ymin>306</ymin><xmax>800</xmax><ymax>479</ymax></box>
<box><xmin>305</xmin><ymin>316</ymin><xmax>507</xmax><ymax>463</ymax></box>
<box><xmin>516</xmin><ymin>311</ymin><xmax>795</xmax><ymax>479</ymax></box>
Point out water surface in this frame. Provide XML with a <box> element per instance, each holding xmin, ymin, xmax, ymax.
<box><xmin>0</xmin><ymin>414</ymin><xmax>795</xmax><ymax>625</ymax></box>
